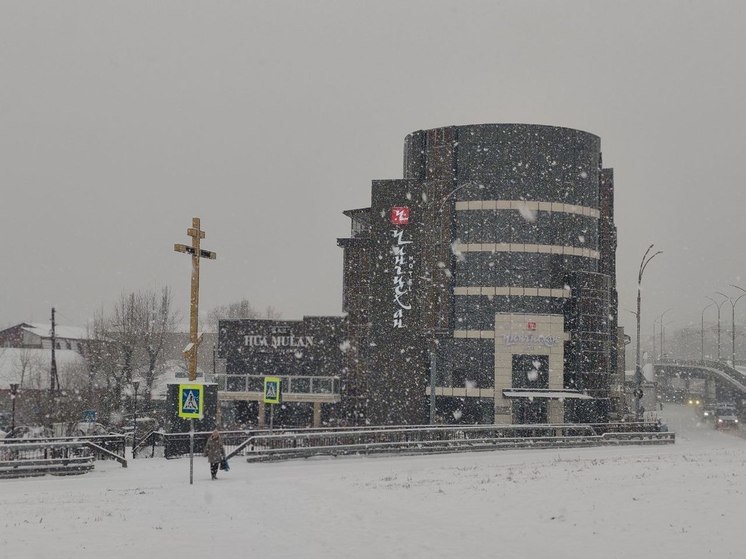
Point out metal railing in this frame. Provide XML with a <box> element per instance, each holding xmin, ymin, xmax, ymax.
<box><xmin>148</xmin><ymin>421</ymin><xmax>665</xmax><ymax>461</ymax></box>
<box><xmin>0</xmin><ymin>441</ymin><xmax>96</xmax><ymax>478</ymax></box>
<box><xmin>1</xmin><ymin>434</ymin><xmax>127</xmax><ymax>461</ymax></box>
<box><xmin>133</xmin><ymin>430</ymin><xmax>162</xmax><ymax>458</ymax></box>
<box><xmin>160</xmin><ymin>430</ymin><xmax>260</xmax><ymax>459</ymax></box>
<box><xmin>222</xmin><ymin>421</ymin><xmax>671</xmax><ymax>462</ymax></box>
<box><xmin>212</xmin><ymin>374</ymin><xmax>341</xmax><ymax>396</ymax></box>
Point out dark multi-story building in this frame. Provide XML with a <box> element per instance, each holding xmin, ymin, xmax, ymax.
<box><xmin>339</xmin><ymin>123</ymin><xmax>618</xmax><ymax>425</ymax></box>
<box><xmin>216</xmin><ymin>317</ymin><xmax>347</xmax><ymax>426</ymax></box>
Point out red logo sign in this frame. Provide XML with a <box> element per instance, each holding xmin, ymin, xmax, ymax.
<box><xmin>390</xmin><ymin>207</ymin><xmax>410</xmax><ymax>225</ymax></box>
<box><xmin>527</xmin><ymin>321</ymin><xmax>537</xmax><ymax>331</ymax></box>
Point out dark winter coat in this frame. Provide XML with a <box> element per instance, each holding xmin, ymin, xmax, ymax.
<box><xmin>203</xmin><ymin>434</ymin><xmax>225</xmax><ymax>464</ymax></box>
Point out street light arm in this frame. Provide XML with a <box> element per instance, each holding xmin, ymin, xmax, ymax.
<box><xmin>637</xmin><ymin>244</ymin><xmax>654</xmax><ymax>282</ymax></box>
<box><xmin>639</xmin><ymin>251</ymin><xmax>663</xmax><ymax>283</ymax></box>
<box><xmin>702</xmin><ymin>301</ymin><xmax>716</xmax><ymax>319</ymax></box>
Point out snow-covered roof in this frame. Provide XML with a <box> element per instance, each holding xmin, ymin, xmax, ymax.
<box><xmin>129</xmin><ymin>359</ymin><xmax>205</xmax><ymax>400</ymax></box>
<box><xmin>0</xmin><ymin>347</ymin><xmax>86</xmax><ymax>388</ymax></box>
<box><xmin>23</xmin><ymin>323</ymin><xmax>90</xmax><ymax>341</ymax></box>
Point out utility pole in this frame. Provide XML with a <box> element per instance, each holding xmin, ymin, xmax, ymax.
<box><xmin>174</xmin><ymin>218</ymin><xmax>217</xmax><ymax>381</ymax></box>
<box><xmin>50</xmin><ymin>307</ymin><xmax>59</xmax><ymax>394</ymax></box>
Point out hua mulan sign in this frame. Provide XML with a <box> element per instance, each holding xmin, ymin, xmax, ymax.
<box><xmin>244</xmin><ymin>334</ymin><xmax>314</xmax><ymax>350</ymax></box>
<box><xmin>391</xmin><ymin>207</ymin><xmax>414</xmax><ymax>329</ymax></box>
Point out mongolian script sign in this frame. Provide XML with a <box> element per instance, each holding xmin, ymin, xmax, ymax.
<box><xmin>503</xmin><ymin>334</ymin><xmax>558</xmax><ymax>348</ymax></box>
<box><xmin>390</xmin><ymin>207</ymin><xmax>410</xmax><ymax>225</ymax></box>
<box><xmin>392</xmin><ymin>228</ymin><xmax>414</xmax><ymax>328</ymax></box>
<box><xmin>244</xmin><ymin>334</ymin><xmax>314</xmax><ymax>349</ymax></box>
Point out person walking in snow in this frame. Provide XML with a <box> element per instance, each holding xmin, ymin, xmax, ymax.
<box><xmin>203</xmin><ymin>430</ymin><xmax>225</xmax><ymax>480</ymax></box>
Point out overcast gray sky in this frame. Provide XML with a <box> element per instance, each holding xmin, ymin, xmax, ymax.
<box><xmin>2</xmin><ymin>0</ymin><xmax>745</xmax><ymax>340</ymax></box>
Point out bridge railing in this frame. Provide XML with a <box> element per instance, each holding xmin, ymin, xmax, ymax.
<box><xmin>700</xmin><ymin>359</ymin><xmax>746</xmax><ymax>386</ymax></box>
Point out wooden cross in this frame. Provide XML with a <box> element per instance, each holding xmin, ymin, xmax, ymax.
<box><xmin>174</xmin><ymin>217</ymin><xmax>216</xmax><ymax>381</ymax></box>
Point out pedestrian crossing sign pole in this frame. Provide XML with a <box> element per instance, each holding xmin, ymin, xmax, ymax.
<box><xmin>264</xmin><ymin>376</ymin><xmax>281</xmax><ymax>433</ymax></box>
<box><xmin>178</xmin><ymin>384</ymin><xmax>204</xmax><ymax>485</ymax></box>
<box><xmin>264</xmin><ymin>377</ymin><xmax>281</xmax><ymax>404</ymax></box>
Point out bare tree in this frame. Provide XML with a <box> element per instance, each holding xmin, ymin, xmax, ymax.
<box><xmin>18</xmin><ymin>350</ymin><xmax>88</xmax><ymax>428</ymax></box>
<box><xmin>84</xmin><ymin>310</ymin><xmax>121</xmax><ymax>416</ymax></box>
<box><xmin>141</xmin><ymin>287</ymin><xmax>177</xmax><ymax>401</ymax></box>
<box><xmin>107</xmin><ymin>292</ymin><xmax>143</xmax><ymax>403</ymax></box>
<box><xmin>16</xmin><ymin>347</ymin><xmax>41</xmax><ymax>388</ymax></box>
<box><xmin>82</xmin><ymin>288</ymin><xmax>178</xmax><ymax>417</ymax></box>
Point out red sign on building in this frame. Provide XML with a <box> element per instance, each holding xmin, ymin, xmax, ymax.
<box><xmin>527</xmin><ymin>321</ymin><xmax>537</xmax><ymax>331</ymax></box>
<box><xmin>390</xmin><ymin>207</ymin><xmax>410</xmax><ymax>225</ymax></box>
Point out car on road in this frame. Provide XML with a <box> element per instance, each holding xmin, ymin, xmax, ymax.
<box><xmin>701</xmin><ymin>404</ymin><xmax>717</xmax><ymax>421</ymax></box>
<box><xmin>67</xmin><ymin>422</ymin><xmax>120</xmax><ymax>437</ymax></box>
<box><xmin>715</xmin><ymin>408</ymin><xmax>739</xmax><ymax>430</ymax></box>
<box><xmin>3</xmin><ymin>425</ymin><xmax>54</xmax><ymax>439</ymax></box>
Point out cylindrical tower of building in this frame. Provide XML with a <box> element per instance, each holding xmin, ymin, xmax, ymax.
<box><xmin>404</xmin><ymin>124</ymin><xmax>615</xmax><ymax>423</ymax></box>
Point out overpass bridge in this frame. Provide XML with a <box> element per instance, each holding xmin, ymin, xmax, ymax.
<box><xmin>654</xmin><ymin>359</ymin><xmax>746</xmax><ymax>407</ymax></box>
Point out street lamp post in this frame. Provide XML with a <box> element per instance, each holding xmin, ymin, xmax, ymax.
<box><xmin>9</xmin><ymin>383</ymin><xmax>19</xmax><ymax>435</ymax></box>
<box><xmin>659</xmin><ymin>309</ymin><xmax>672</xmax><ymax>360</ymax></box>
<box><xmin>132</xmin><ymin>380</ymin><xmax>140</xmax><ymax>454</ymax></box>
<box><xmin>701</xmin><ymin>301</ymin><xmax>716</xmax><ymax>361</ymax></box>
<box><xmin>706</xmin><ymin>295</ymin><xmax>727</xmax><ymax>361</ymax></box>
<box><xmin>635</xmin><ymin>244</ymin><xmax>662</xmax><ymax>419</ymax></box>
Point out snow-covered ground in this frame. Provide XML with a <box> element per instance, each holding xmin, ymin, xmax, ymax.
<box><xmin>1</xmin><ymin>405</ymin><xmax>744</xmax><ymax>558</ymax></box>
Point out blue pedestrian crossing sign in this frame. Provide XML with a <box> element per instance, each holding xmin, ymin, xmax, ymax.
<box><xmin>178</xmin><ymin>384</ymin><xmax>204</xmax><ymax>419</ymax></box>
<box><xmin>264</xmin><ymin>376</ymin><xmax>281</xmax><ymax>404</ymax></box>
